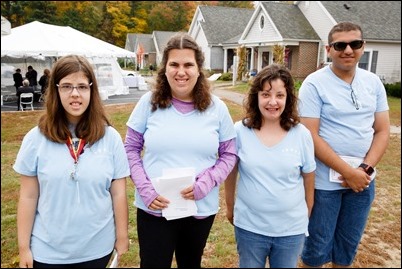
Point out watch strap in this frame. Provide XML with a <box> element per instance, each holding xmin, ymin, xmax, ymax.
<box><xmin>359</xmin><ymin>163</ymin><xmax>374</xmax><ymax>176</ymax></box>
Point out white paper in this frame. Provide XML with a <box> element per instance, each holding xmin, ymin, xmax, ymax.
<box><xmin>109</xmin><ymin>250</ymin><xmax>118</xmax><ymax>268</ymax></box>
<box><xmin>151</xmin><ymin>167</ymin><xmax>198</xmax><ymax>220</ymax></box>
<box><xmin>329</xmin><ymin>156</ymin><xmax>376</xmax><ymax>183</ymax></box>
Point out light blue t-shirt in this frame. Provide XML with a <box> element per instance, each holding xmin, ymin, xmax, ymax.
<box><xmin>233</xmin><ymin>121</ymin><xmax>316</xmax><ymax>237</ymax></box>
<box><xmin>126</xmin><ymin>91</ymin><xmax>236</xmax><ymax>216</ymax></box>
<box><xmin>13</xmin><ymin>126</ymin><xmax>130</xmax><ymax>264</ymax></box>
<box><xmin>298</xmin><ymin>65</ymin><xmax>389</xmax><ymax>190</ymax></box>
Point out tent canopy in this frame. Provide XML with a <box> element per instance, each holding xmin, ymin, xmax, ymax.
<box><xmin>1</xmin><ymin>21</ymin><xmax>137</xmax><ymax>100</ymax></box>
<box><xmin>1</xmin><ymin>21</ymin><xmax>136</xmax><ymax>58</ymax></box>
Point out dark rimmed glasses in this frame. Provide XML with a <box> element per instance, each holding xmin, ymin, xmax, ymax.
<box><xmin>56</xmin><ymin>83</ymin><xmax>92</xmax><ymax>94</ymax></box>
<box><xmin>329</xmin><ymin>40</ymin><xmax>364</xmax><ymax>51</ymax></box>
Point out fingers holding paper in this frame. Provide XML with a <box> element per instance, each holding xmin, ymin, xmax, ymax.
<box><xmin>181</xmin><ymin>185</ymin><xmax>195</xmax><ymax>200</ymax></box>
<box><xmin>149</xmin><ymin>195</ymin><xmax>169</xmax><ymax>210</ymax></box>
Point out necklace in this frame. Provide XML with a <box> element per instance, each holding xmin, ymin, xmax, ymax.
<box><xmin>66</xmin><ymin>137</ymin><xmax>86</xmax><ymax>181</ymax></box>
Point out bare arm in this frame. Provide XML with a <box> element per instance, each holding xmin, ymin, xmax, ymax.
<box><xmin>302</xmin><ymin>171</ymin><xmax>315</xmax><ymax>218</ymax></box>
<box><xmin>362</xmin><ymin>111</ymin><xmax>390</xmax><ymax>168</ymax></box>
<box><xmin>224</xmin><ymin>162</ymin><xmax>238</xmax><ymax>225</ymax></box>
<box><xmin>110</xmin><ymin>178</ymin><xmax>129</xmax><ymax>258</ymax></box>
<box><xmin>17</xmin><ymin>175</ymin><xmax>39</xmax><ymax>268</ymax></box>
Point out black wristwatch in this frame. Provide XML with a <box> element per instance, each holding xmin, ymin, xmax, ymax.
<box><xmin>359</xmin><ymin>163</ymin><xmax>374</xmax><ymax>176</ymax></box>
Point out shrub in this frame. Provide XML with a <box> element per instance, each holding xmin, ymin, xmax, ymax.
<box><xmin>384</xmin><ymin>82</ymin><xmax>401</xmax><ymax>98</ymax></box>
<box><xmin>219</xmin><ymin>72</ymin><xmax>232</xmax><ymax>81</ymax></box>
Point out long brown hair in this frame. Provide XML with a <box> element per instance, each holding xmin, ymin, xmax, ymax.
<box><xmin>38</xmin><ymin>55</ymin><xmax>111</xmax><ymax>144</ymax></box>
<box><xmin>151</xmin><ymin>32</ymin><xmax>211</xmax><ymax>112</ymax></box>
<box><xmin>243</xmin><ymin>63</ymin><xmax>300</xmax><ymax>131</ymax></box>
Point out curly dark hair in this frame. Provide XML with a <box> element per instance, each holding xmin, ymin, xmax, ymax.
<box><xmin>151</xmin><ymin>32</ymin><xmax>211</xmax><ymax>112</ymax></box>
<box><xmin>242</xmin><ymin>63</ymin><xmax>300</xmax><ymax>131</ymax></box>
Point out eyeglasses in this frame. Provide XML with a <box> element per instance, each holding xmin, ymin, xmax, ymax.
<box><xmin>350</xmin><ymin>86</ymin><xmax>360</xmax><ymax>110</ymax></box>
<box><xmin>56</xmin><ymin>83</ymin><xmax>92</xmax><ymax>94</ymax></box>
<box><xmin>329</xmin><ymin>40</ymin><xmax>364</xmax><ymax>51</ymax></box>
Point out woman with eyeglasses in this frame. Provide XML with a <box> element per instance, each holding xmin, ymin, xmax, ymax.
<box><xmin>298</xmin><ymin>22</ymin><xmax>390</xmax><ymax>267</ymax></box>
<box><xmin>14</xmin><ymin>55</ymin><xmax>130</xmax><ymax>268</ymax></box>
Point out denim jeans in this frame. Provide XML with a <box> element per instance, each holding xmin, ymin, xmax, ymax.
<box><xmin>235</xmin><ymin>226</ymin><xmax>305</xmax><ymax>268</ymax></box>
<box><xmin>301</xmin><ymin>180</ymin><xmax>375</xmax><ymax>267</ymax></box>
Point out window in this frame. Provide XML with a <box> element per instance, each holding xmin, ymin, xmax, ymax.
<box><xmin>260</xmin><ymin>15</ymin><xmax>265</xmax><ymax>30</ymax></box>
<box><xmin>326</xmin><ymin>50</ymin><xmax>378</xmax><ymax>74</ymax></box>
<box><xmin>370</xmin><ymin>51</ymin><xmax>378</xmax><ymax>73</ymax></box>
<box><xmin>358</xmin><ymin>52</ymin><xmax>369</xmax><ymax>70</ymax></box>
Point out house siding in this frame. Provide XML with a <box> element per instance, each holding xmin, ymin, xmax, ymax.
<box><xmin>210</xmin><ymin>47</ymin><xmax>224</xmax><ymax>71</ymax></box>
<box><xmin>366</xmin><ymin>43</ymin><xmax>401</xmax><ymax>83</ymax></box>
<box><xmin>193</xmin><ymin>30</ymin><xmax>211</xmax><ymax>70</ymax></box>
<box><xmin>243</xmin><ymin>12</ymin><xmax>282</xmax><ymax>44</ymax></box>
<box><xmin>298</xmin><ymin>1</ymin><xmax>336</xmax><ymax>42</ymax></box>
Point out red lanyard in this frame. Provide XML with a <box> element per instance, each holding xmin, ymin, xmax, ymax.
<box><xmin>66</xmin><ymin>137</ymin><xmax>86</xmax><ymax>164</ymax></box>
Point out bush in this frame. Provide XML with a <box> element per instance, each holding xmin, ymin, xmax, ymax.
<box><xmin>384</xmin><ymin>82</ymin><xmax>401</xmax><ymax>98</ymax></box>
<box><xmin>219</xmin><ymin>72</ymin><xmax>232</xmax><ymax>81</ymax></box>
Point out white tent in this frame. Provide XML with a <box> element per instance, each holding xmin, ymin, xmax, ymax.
<box><xmin>1</xmin><ymin>21</ymin><xmax>137</xmax><ymax>100</ymax></box>
<box><xmin>1</xmin><ymin>16</ymin><xmax>11</xmax><ymax>35</ymax></box>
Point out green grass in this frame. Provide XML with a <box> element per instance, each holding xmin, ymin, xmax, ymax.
<box><xmin>1</xmin><ymin>97</ymin><xmax>400</xmax><ymax>268</ymax></box>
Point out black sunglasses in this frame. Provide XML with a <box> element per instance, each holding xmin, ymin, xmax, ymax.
<box><xmin>329</xmin><ymin>40</ymin><xmax>364</xmax><ymax>51</ymax></box>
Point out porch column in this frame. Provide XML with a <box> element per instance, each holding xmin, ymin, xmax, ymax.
<box><xmin>250</xmin><ymin>47</ymin><xmax>255</xmax><ymax>70</ymax></box>
<box><xmin>223</xmin><ymin>48</ymin><xmax>228</xmax><ymax>73</ymax></box>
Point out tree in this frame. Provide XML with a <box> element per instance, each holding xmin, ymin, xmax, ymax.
<box><xmin>273</xmin><ymin>44</ymin><xmax>285</xmax><ymax>65</ymax></box>
<box><xmin>236</xmin><ymin>45</ymin><xmax>247</xmax><ymax>81</ymax></box>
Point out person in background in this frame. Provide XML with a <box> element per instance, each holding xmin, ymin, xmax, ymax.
<box><xmin>25</xmin><ymin>65</ymin><xmax>38</xmax><ymax>91</ymax></box>
<box><xmin>124</xmin><ymin>32</ymin><xmax>237</xmax><ymax>268</ymax></box>
<box><xmin>16</xmin><ymin>79</ymin><xmax>34</xmax><ymax>111</ymax></box>
<box><xmin>225</xmin><ymin>63</ymin><xmax>315</xmax><ymax>268</ymax></box>
<box><xmin>149</xmin><ymin>64</ymin><xmax>154</xmax><ymax>76</ymax></box>
<box><xmin>14</xmin><ymin>55</ymin><xmax>130</xmax><ymax>268</ymax></box>
<box><xmin>298</xmin><ymin>21</ymin><xmax>390</xmax><ymax>268</ymax></box>
<box><xmin>13</xmin><ymin>68</ymin><xmax>24</xmax><ymax>92</ymax></box>
<box><xmin>39</xmin><ymin>68</ymin><xmax>50</xmax><ymax>95</ymax></box>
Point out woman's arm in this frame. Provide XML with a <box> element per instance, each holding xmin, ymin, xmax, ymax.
<box><xmin>110</xmin><ymin>178</ymin><xmax>129</xmax><ymax>259</ymax></box>
<box><xmin>17</xmin><ymin>175</ymin><xmax>39</xmax><ymax>268</ymax></box>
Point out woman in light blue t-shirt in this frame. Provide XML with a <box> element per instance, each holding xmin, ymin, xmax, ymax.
<box><xmin>14</xmin><ymin>55</ymin><xmax>130</xmax><ymax>268</ymax></box>
<box><xmin>125</xmin><ymin>33</ymin><xmax>237</xmax><ymax>268</ymax></box>
<box><xmin>225</xmin><ymin>64</ymin><xmax>316</xmax><ymax>268</ymax></box>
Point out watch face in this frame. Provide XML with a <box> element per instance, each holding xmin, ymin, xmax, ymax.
<box><xmin>360</xmin><ymin>163</ymin><xmax>374</xmax><ymax>175</ymax></box>
<box><xmin>366</xmin><ymin>166</ymin><xmax>374</xmax><ymax>176</ymax></box>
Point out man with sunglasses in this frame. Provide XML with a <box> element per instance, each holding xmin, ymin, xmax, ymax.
<box><xmin>298</xmin><ymin>22</ymin><xmax>390</xmax><ymax>267</ymax></box>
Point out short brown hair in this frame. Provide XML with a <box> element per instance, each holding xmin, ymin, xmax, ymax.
<box><xmin>328</xmin><ymin>22</ymin><xmax>363</xmax><ymax>44</ymax></box>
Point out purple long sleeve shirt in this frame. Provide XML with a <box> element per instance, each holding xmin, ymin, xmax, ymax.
<box><xmin>124</xmin><ymin>98</ymin><xmax>237</xmax><ymax>211</ymax></box>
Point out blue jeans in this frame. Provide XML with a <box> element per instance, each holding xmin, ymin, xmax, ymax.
<box><xmin>301</xmin><ymin>180</ymin><xmax>375</xmax><ymax>267</ymax></box>
<box><xmin>235</xmin><ymin>226</ymin><xmax>305</xmax><ymax>268</ymax></box>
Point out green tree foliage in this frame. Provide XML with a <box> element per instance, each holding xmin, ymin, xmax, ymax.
<box><xmin>58</xmin><ymin>2</ymin><xmax>102</xmax><ymax>35</ymax></box>
<box><xmin>24</xmin><ymin>1</ymin><xmax>58</xmax><ymax>24</ymax></box>
<box><xmin>147</xmin><ymin>1</ymin><xmax>197</xmax><ymax>32</ymax></box>
<box><xmin>1</xmin><ymin>1</ymin><xmax>26</xmax><ymax>26</ymax></box>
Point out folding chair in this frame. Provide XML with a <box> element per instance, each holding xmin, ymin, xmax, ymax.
<box><xmin>20</xmin><ymin>92</ymin><xmax>34</xmax><ymax>111</ymax></box>
<box><xmin>38</xmin><ymin>93</ymin><xmax>45</xmax><ymax>103</ymax></box>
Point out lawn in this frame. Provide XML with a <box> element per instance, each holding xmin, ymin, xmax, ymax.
<box><xmin>1</xmin><ymin>97</ymin><xmax>400</xmax><ymax>268</ymax></box>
